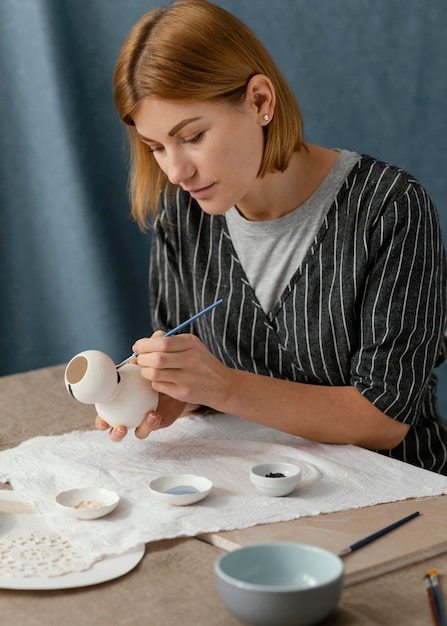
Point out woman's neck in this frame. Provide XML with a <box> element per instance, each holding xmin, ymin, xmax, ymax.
<box><xmin>235</xmin><ymin>143</ymin><xmax>339</xmax><ymax>222</ymax></box>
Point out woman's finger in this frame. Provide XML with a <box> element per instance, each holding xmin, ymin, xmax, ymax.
<box><xmin>95</xmin><ymin>416</ymin><xmax>110</xmax><ymax>431</ymax></box>
<box><xmin>135</xmin><ymin>411</ymin><xmax>162</xmax><ymax>439</ymax></box>
<box><xmin>108</xmin><ymin>425</ymin><xmax>128</xmax><ymax>442</ymax></box>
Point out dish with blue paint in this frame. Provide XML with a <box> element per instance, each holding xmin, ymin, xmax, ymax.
<box><xmin>148</xmin><ymin>474</ymin><xmax>212</xmax><ymax>506</ymax></box>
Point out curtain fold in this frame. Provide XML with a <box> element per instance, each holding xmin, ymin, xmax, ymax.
<box><xmin>0</xmin><ymin>0</ymin><xmax>154</xmax><ymax>374</ymax></box>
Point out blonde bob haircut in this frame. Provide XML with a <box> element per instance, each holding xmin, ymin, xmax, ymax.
<box><xmin>114</xmin><ymin>0</ymin><xmax>304</xmax><ymax>228</ymax></box>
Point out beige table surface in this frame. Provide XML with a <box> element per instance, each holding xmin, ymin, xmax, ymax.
<box><xmin>0</xmin><ymin>364</ymin><xmax>446</xmax><ymax>626</ymax></box>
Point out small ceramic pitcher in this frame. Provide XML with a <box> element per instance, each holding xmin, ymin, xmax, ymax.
<box><xmin>64</xmin><ymin>350</ymin><xmax>158</xmax><ymax>428</ymax></box>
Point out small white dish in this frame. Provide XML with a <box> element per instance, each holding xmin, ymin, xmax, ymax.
<box><xmin>55</xmin><ymin>487</ymin><xmax>120</xmax><ymax>520</ymax></box>
<box><xmin>250</xmin><ymin>462</ymin><xmax>302</xmax><ymax>497</ymax></box>
<box><xmin>149</xmin><ymin>474</ymin><xmax>212</xmax><ymax>506</ymax></box>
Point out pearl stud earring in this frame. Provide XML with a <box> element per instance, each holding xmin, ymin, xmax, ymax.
<box><xmin>263</xmin><ymin>114</ymin><xmax>269</xmax><ymax>121</ymax></box>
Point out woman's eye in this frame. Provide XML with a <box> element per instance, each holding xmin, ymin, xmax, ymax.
<box><xmin>147</xmin><ymin>145</ymin><xmax>163</xmax><ymax>154</ymax></box>
<box><xmin>145</xmin><ymin>132</ymin><xmax>203</xmax><ymax>154</ymax></box>
<box><xmin>183</xmin><ymin>132</ymin><xmax>203</xmax><ymax>144</ymax></box>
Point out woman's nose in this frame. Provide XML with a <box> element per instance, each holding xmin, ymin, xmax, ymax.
<box><xmin>166</xmin><ymin>151</ymin><xmax>195</xmax><ymax>186</ymax></box>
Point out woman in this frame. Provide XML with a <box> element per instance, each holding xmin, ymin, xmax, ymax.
<box><xmin>97</xmin><ymin>0</ymin><xmax>447</xmax><ymax>474</ymax></box>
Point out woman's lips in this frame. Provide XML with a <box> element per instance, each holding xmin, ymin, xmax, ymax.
<box><xmin>186</xmin><ymin>183</ymin><xmax>215</xmax><ymax>200</ymax></box>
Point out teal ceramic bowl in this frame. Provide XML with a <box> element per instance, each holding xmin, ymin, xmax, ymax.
<box><xmin>214</xmin><ymin>542</ymin><xmax>344</xmax><ymax>626</ymax></box>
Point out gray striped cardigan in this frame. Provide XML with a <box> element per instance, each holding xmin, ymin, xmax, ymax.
<box><xmin>149</xmin><ymin>155</ymin><xmax>447</xmax><ymax>474</ymax></box>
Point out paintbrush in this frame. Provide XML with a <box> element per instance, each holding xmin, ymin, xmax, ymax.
<box><xmin>338</xmin><ymin>511</ymin><xmax>420</xmax><ymax>556</ymax></box>
<box><xmin>116</xmin><ymin>299</ymin><xmax>223</xmax><ymax>369</ymax></box>
<box><xmin>425</xmin><ymin>574</ymin><xmax>442</xmax><ymax>626</ymax></box>
<box><xmin>428</xmin><ymin>569</ymin><xmax>447</xmax><ymax>626</ymax></box>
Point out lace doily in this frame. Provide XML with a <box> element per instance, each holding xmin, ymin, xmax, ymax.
<box><xmin>0</xmin><ymin>531</ymin><xmax>100</xmax><ymax>578</ymax></box>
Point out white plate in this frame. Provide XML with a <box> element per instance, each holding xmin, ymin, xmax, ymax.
<box><xmin>0</xmin><ymin>491</ymin><xmax>145</xmax><ymax>589</ymax></box>
<box><xmin>149</xmin><ymin>474</ymin><xmax>212</xmax><ymax>506</ymax></box>
<box><xmin>0</xmin><ymin>542</ymin><xmax>145</xmax><ymax>590</ymax></box>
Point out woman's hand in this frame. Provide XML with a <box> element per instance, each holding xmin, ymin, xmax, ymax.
<box><xmin>95</xmin><ymin>393</ymin><xmax>187</xmax><ymax>442</ymax></box>
<box><xmin>132</xmin><ymin>331</ymin><xmax>230</xmax><ymax>408</ymax></box>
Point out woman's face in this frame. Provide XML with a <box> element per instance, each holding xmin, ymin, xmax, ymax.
<box><xmin>132</xmin><ymin>96</ymin><xmax>267</xmax><ymax>217</ymax></box>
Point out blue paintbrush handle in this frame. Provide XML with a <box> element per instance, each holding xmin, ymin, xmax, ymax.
<box><xmin>164</xmin><ymin>299</ymin><xmax>223</xmax><ymax>337</ymax></box>
<box><xmin>116</xmin><ymin>299</ymin><xmax>223</xmax><ymax>368</ymax></box>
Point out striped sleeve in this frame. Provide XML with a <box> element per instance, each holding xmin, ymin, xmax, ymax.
<box><xmin>351</xmin><ymin>172</ymin><xmax>447</xmax><ymax>425</ymax></box>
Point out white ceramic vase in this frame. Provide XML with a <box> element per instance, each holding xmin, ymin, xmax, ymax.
<box><xmin>64</xmin><ymin>350</ymin><xmax>158</xmax><ymax>428</ymax></box>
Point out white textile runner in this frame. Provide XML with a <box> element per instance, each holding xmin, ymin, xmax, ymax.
<box><xmin>1</xmin><ymin>414</ymin><xmax>446</xmax><ymax>566</ymax></box>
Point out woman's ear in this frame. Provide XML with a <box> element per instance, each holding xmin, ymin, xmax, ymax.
<box><xmin>245</xmin><ymin>74</ymin><xmax>276</xmax><ymax>126</ymax></box>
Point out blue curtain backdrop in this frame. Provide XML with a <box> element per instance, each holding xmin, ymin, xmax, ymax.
<box><xmin>1</xmin><ymin>1</ymin><xmax>446</xmax><ymax>407</ymax></box>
